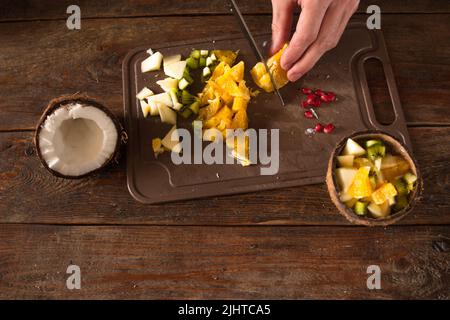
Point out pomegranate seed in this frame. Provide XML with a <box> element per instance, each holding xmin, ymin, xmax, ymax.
<box><xmin>311</xmin><ymin>98</ymin><xmax>321</xmax><ymax>107</ymax></box>
<box><xmin>315</xmin><ymin>89</ymin><xmax>325</xmax><ymax>97</ymax></box>
<box><xmin>324</xmin><ymin>123</ymin><xmax>335</xmax><ymax>134</ymax></box>
<box><xmin>321</xmin><ymin>92</ymin><xmax>336</xmax><ymax>103</ymax></box>
<box><xmin>304</xmin><ymin>110</ymin><xmax>314</xmax><ymax>119</ymax></box>
<box><xmin>306</xmin><ymin>94</ymin><xmax>316</xmax><ymax>105</ymax></box>
<box><xmin>301</xmin><ymin>100</ymin><xmax>310</xmax><ymax>108</ymax></box>
<box><xmin>301</xmin><ymin>87</ymin><xmax>312</xmax><ymax>95</ymax></box>
<box><xmin>314</xmin><ymin>123</ymin><xmax>323</xmax><ymax>133</ymax></box>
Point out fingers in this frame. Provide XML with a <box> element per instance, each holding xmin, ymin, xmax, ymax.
<box><xmin>285</xmin><ymin>2</ymin><xmax>345</xmax><ymax>81</ymax></box>
<box><xmin>270</xmin><ymin>0</ymin><xmax>296</xmax><ymax>55</ymax></box>
<box><xmin>280</xmin><ymin>1</ymin><xmax>330</xmax><ymax>70</ymax></box>
<box><xmin>286</xmin><ymin>0</ymin><xmax>359</xmax><ymax>81</ymax></box>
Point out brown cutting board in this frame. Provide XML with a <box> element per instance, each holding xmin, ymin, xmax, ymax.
<box><xmin>122</xmin><ymin>22</ymin><xmax>410</xmax><ymax>204</ymax></box>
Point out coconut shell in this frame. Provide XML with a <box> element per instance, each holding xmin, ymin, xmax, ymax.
<box><xmin>35</xmin><ymin>93</ymin><xmax>126</xmax><ymax>179</ymax></box>
<box><xmin>326</xmin><ymin>130</ymin><xmax>423</xmax><ymax>226</ymax></box>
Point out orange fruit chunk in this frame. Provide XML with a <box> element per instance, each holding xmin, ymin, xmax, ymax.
<box><xmin>231</xmin><ymin>109</ymin><xmax>248</xmax><ymax>130</ymax></box>
<box><xmin>250</xmin><ymin>44</ymin><xmax>289</xmax><ymax>92</ymax></box>
<box><xmin>232</xmin><ymin>96</ymin><xmax>248</xmax><ymax>113</ymax></box>
<box><xmin>230</xmin><ymin>61</ymin><xmax>245</xmax><ymax>82</ymax></box>
<box><xmin>371</xmin><ymin>183</ymin><xmax>398</xmax><ymax>205</ymax></box>
<box><xmin>347</xmin><ymin>167</ymin><xmax>373</xmax><ymax>198</ymax></box>
<box><xmin>212</xmin><ymin>50</ymin><xmax>238</xmax><ymax>66</ymax></box>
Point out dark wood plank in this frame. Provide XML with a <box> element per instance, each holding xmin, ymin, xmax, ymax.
<box><xmin>1</xmin><ymin>14</ymin><xmax>449</xmax><ymax>131</ymax></box>
<box><xmin>0</xmin><ymin>224</ymin><xmax>448</xmax><ymax>299</ymax></box>
<box><xmin>0</xmin><ymin>127</ymin><xmax>448</xmax><ymax>226</ymax></box>
<box><xmin>1</xmin><ymin>0</ymin><xmax>449</xmax><ymax>21</ymax></box>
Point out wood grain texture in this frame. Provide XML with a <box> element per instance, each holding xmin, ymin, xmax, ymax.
<box><xmin>1</xmin><ymin>14</ymin><xmax>449</xmax><ymax>130</ymax></box>
<box><xmin>0</xmin><ymin>224</ymin><xmax>448</xmax><ymax>299</ymax></box>
<box><xmin>0</xmin><ymin>0</ymin><xmax>449</xmax><ymax>21</ymax></box>
<box><xmin>0</xmin><ymin>127</ymin><xmax>448</xmax><ymax>226</ymax></box>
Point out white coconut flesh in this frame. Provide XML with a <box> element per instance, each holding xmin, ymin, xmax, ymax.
<box><xmin>38</xmin><ymin>103</ymin><xmax>118</xmax><ymax>177</ymax></box>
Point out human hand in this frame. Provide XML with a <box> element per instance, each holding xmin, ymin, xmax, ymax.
<box><xmin>270</xmin><ymin>0</ymin><xmax>359</xmax><ymax>81</ymax></box>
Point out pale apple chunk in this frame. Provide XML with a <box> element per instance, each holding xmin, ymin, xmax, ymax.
<box><xmin>337</xmin><ymin>155</ymin><xmax>354</xmax><ymax>168</ymax></box>
<box><xmin>141</xmin><ymin>52</ymin><xmax>163</xmax><ymax>73</ymax></box>
<box><xmin>161</xmin><ymin>125</ymin><xmax>181</xmax><ymax>153</ymax></box>
<box><xmin>336</xmin><ymin>167</ymin><xmax>358</xmax><ymax>193</ymax></box>
<box><xmin>342</xmin><ymin>138</ymin><xmax>366</xmax><ymax>156</ymax></box>
<box><xmin>164</xmin><ymin>60</ymin><xmax>187</xmax><ymax>79</ymax></box>
<box><xmin>157</xmin><ymin>103</ymin><xmax>177</xmax><ymax>125</ymax></box>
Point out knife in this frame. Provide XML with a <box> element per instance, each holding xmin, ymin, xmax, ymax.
<box><xmin>228</xmin><ymin>0</ymin><xmax>286</xmax><ymax>106</ymax></box>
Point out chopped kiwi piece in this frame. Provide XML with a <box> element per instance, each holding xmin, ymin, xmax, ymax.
<box><xmin>189</xmin><ymin>101</ymin><xmax>200</xmax><ymax>114</ymax></box>
<box><xmin>394</xmin><ymin>195</ymin><xmax>408</xmax><ymax>212</ymax></box>
<box><xmin>404</xmin><ymin>172</ymin><xmax>417</xmax><ymax>185</ymax></box>
<box><xmin>394</xmin><ymin>177</ymin><xmax>409</xmax><ymax>196</ymax></box>
<box><xmin>354</xmin><ymin>201</ymin><xmax>368</xmax><ymax>216</ymax></box>
<box><xmin>199</xmin><ymin>57</ymin><xmax>207</xmax><ymax>68</ymax></box>
<box><xmin>181</xmin><ymin>90</ymin><xmax>196</xmax><ymax>105</ymax></box>
<box><xmin>183</xmin><ymin>68</ymin><xmax>194</xmax><ymax>84</ymax></box>
<box><xmin>367</xmin><ymin>144</ymin><xmax>386</xmax><ymax>161</ymax></box>
<box><xmin>186</xmin><ymin>57</ymin><xmax>199</xmax><ymax>70</ymax></box>
<box><xmin>365</xmin><ymin>140</ymin><xmax>382</xmax><ymax>148</ymax></box>
<box><xmin>190</xmin><ymin>50</ymin><xmax>201</xmax><ymax>59</ymax></box>
<box><xmin>180</xmin><ymin>107</ymin><xmax>192</xmax><ymax>119</ymax></box>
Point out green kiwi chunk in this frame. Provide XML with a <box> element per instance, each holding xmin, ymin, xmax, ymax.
<box><xmin>365</xmin><ymin>140</ymin><xmax>382</xmax><ymax>148</ymax></box>
<box><xmin>354</xmin><ymin>201</ymin><xmax>368</xmax><ymax>216</ymax></box>
<box><xmin>394</xmin><ymin>178</ymin><xmax>409</xmax><ymax>196</ymax></box>
<box><xmin>367</xmin><ymin>144</ymin><xmax>386</xmax><ymax>161</ymax></box>
<box><xmin>394</xmin><ymin>195</ymin><xmax>409</xmax><ymax>212</ymax></box>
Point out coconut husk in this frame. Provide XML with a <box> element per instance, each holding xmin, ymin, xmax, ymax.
<box><xmin>326</xmin><ymin>130</ymin><xmax>423</xmax><ymax>226</ymax></box>
<box><xmin>34</xmin><ymin>93</ymin><xmax>126</xmax><ymax>179</ymax></box>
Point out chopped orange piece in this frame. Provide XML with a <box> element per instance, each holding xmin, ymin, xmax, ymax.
<box><xmin>231</xmin><ymin>109</ymin><xmax>248</xmax><ymax>130</ymax></box>
<box><xmin>212</xmin><ymin>50</ymin><xmax>237</xmax><ymax>66</ymax></box>
<box><xmin>348</xmin><ymin>167</ymin><xmax>373</xmax><ymax>199</ymax></box>
<box><xmin>230</xmin><ymin>61</ymin><xmax>245</xmax><ymax>82</ymax></box>
<box><xmin>250</xmin><ymin>44</ymin><xmax>289</xmax><ymax>92</ymax></box>
<box><xmin>371</xmin><ymin>183</ymin><xmax>398</xmax><ymax>205</ymax></box>
<box><xmin>232</xmin><ymin>97</ymin><xmax>248</xmax><ymax>113</ymax></box>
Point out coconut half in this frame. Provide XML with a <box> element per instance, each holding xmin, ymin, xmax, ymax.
<box><xmin>35</xmin><ymin>94</ymin><xmax>123</xmax><ymax>178</ymax></box>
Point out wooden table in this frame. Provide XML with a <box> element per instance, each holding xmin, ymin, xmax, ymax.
<box><xmin>0</xmin><ymin>1</ymin><xmax>449</xmax><ymax>299</ymax></box>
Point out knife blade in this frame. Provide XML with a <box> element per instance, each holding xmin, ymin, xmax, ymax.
<box><xmin>228</xmin><ymin>0</ymin><xmax>285</xmax><ymax>106</ymax></box>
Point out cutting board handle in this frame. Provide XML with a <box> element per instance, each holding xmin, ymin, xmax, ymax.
<box><xmin>355</xmin><ymin>30</ymin><xmax>411</xmax><ymax>148</ymax></box>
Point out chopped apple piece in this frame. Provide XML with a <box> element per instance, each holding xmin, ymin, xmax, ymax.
<box><xmin>339</xmin><ymin>192</ymin><xmax>353</xmax><ymax>202</ymax></box>
<box><xmin>136</xmin><ymin>87</ymin><xmax>154</xmax><ymax>100</ymax></box>
<box><xmin>381</xmin><ymin>155</ymin><xmax>408</xmax><ymax>169</ymax></box>
<box><xmin>336</xmin><ymin>167</ymin><xmax>358</xmax><ymax>193</ymax></box>
<box><xmin>156</xmin><ymin>78</ymin><xmax>178</xmax><ymax>92</ymax></box>
<box><xmin>162</xmin><ymin>125</ymin><xmax>181</xmax><ymax>153</ymax></box>
<box><xmin>157</xmin><ymin>103</ymin><xmax>177</xmax><ymax>125</ymax></box>
<box><xmin>164</xmin><ymin>60</ymin><xmax>187</xmax><ymax>79</ymax></box>
<box><xmin>140</xmin><ymin>100</ymin><xmax>151</xmax><ymax>117</ymax></box>
<box><xmin>147</xmin><ymin>100</ymin><xmax>159</xmax><ymax>116</ymax></box>
<box><xmin>178</xmin><ymin>78</ymin><xmax>189</xmax><ymax>90</ymax></box>
<box><xmin>342</xmin><ymin>138</ymin><xmax>366</xmax><ymax>156</ymax></box>
<box><xmin>141</xmin><ymin>51</ymin><xmax>163</xmax><ymax>73</ymax></box>
<box><xmin>337</xmin><ymin>155</ymin><xmax>354</xmax><ymax>168</ymax></box>
<box><xmin>163</xmin><ymin>54</ymin><xmax>181</xmax><ymax>67</ymax></box>
<box><xmin>368</xmin><ymin>201</ymin><xmax>390</xmax><ymax>218</ymax></box>
<box><xmin>147</xmin><ymin>92</ymin><xmax>173</xmax><ymax>108</ymax></box>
